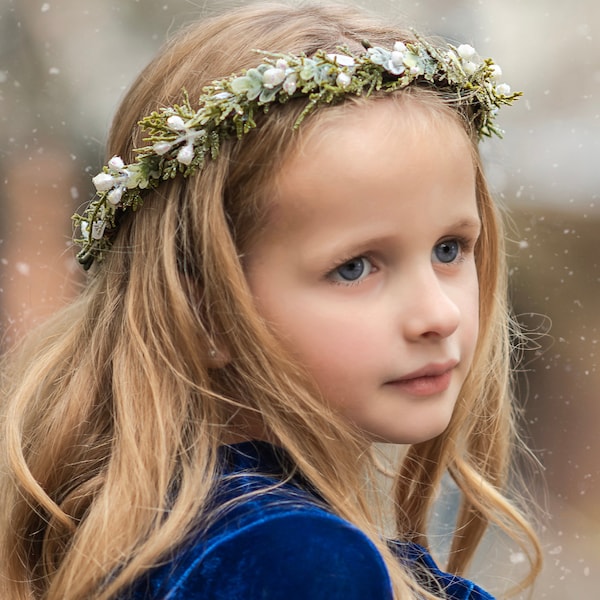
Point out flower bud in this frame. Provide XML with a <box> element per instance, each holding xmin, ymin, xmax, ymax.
<box><xmin>262</xmin><ymin>67</ymin><xmax>286</xmax><ymax>89</ymax></box>
<box><xmin>391</xmin><ymin>51</ymin><xmax>404</xmax><ymax>67</ymax></box>
<box><xmin>489</xmin><ymin>64</ymin><xmax>503</xmax><ymax>80</ymax></box>
<box><xmin>167</xmin><ymin>115</ymin><xmax>187</xmax><ymax>131</ymax></box>
<box><xmin>495</xmin><ymin>83</ymin><xmax>511</xmax><ymax>96</ymax></box>
<box><xmin>92</xmin><ymin>172</ymin><xmax>115</xmax><ymax>192</ymax></box>
<box><xmin>108</xmin><ymin>155</ymin><xmax>125</xmax><ymax>170</ymax></box>
<box><xmin>463</xmin><ymin>61</ymin><xmax>478</xmax><ymax>75</ymax></box>
<box><xmin>107</xmin><ymin>186</ymin><xmax>124</xmax><ymax>205</ymax></box>
<box><xmin>336</xmin><ymin>72</ymin><xmax>352</xmax><ymax>88</ymax></box>
<box><xmin>177</xmin><ymin>144</ymin><xmax>194</xmax><ymax>166</ymax></box>
<box><xmin>283</xmin><ymin>73</ymin><xmax>298</xmax><ymax>95</ymax></box>
<box><xmin>457</xmin><ymin>44</ymin><xmax>476</xmax><ymax>60</ymax></box>
<box><xmin>80</xmin><ymin>220</ymin><xmax>90</xmax><ymax>241</ymax></box>
<box><xmin>91</xmin><ymin>220</ymin><xmax>107</xmax><ymax>240</ymax></box>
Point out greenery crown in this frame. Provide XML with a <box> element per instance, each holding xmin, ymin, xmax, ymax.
<box><xmin>73</xmin><ymin>36</ymin><xmax>521</xmax><ymax>270</ymax></box>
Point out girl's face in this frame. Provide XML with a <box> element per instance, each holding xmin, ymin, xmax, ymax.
<box><xmin>245</xmin><ymin>99</ymin><xmax>480</xmax><ymax>444</ymax></box>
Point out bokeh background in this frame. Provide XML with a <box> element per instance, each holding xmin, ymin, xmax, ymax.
<box><xmin>1</xmin><ymin>0</ymin><xmax>598</xmax><ymax>597</ymax></box>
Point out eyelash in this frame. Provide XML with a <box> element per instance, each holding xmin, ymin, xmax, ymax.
<box><xmin>460</xmin><ymin>235</ymin><xmax>478</xmax><ymax>257</ymax></box>
<box><xmin>327</xmin><ymin>254</ymin><xmax>376</xmax><ymax>286</ymax></box>
<box><xmin>433</xmin><ymin>235</ymin><xmax>475</xmax><ymax>266</ymax></box>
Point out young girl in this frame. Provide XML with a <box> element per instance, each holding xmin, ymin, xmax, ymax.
<box><xmin>0</xmin><ymin>2</ymin><xmax>542</xmax><ymax>599</ymax></box>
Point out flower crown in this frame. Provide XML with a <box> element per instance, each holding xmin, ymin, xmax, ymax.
<box><xmin>73</xmin><ymin>36</ymin><xmax>521</xmax><ymax>270</ymax></box>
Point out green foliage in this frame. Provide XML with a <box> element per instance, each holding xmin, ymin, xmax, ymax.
<box><xmin>74</xmin><ymin>36</ymin><xmax>520</xmax><ymax>270</ymax></box>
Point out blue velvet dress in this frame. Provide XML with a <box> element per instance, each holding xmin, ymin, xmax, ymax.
<box><xmin>124</xmin><ymin>441</ymin><xmax>494</xmax><ymax>599</ymax></box>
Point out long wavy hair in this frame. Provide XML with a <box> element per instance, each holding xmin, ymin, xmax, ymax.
<box><xmin>0</xmin><ymin>2</ymin><xmax>541</xmax><ymax>598</ymax></box>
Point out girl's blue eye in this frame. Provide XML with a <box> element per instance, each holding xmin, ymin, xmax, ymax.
<box><xmin>331</xmin><ymin>257</ymin><xmax>373</xmax><ymax>283</ymax></box>
<box><xmin>433</xmin><ymin>240</ymin><xmax>460</xmax><ymax>264</ymax></box>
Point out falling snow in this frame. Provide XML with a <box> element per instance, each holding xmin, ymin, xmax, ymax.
<box><xmin>15</xmin><ymin>262</ymin><xmax>30</xmax><ymax>276</ymax></box>
<box><xmin>509</xmin><ymin>551</ymin><xmax>526</xmax><ymax>565</ymax></box>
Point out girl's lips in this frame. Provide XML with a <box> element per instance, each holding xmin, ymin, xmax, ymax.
<box><xmin>385</xmin><ymin>362</ymin><xmax>457</xmax><ymax>397</ymax></box>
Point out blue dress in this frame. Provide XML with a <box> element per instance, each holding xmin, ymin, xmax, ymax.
<box><xmin>124</xmin><ymin>441</ymin><xmax>494</xmax><ymax>599</ymax></box>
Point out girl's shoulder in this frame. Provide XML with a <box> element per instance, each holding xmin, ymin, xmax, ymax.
<box><xmin>125</xmin><ymin>441</ymin><xmax>393</xmax><ymax>599</ymax></box>
<box><xmin>123</xmin><ymin>441</ymin><xmax>496</xmax><ymax>600</ymax></box>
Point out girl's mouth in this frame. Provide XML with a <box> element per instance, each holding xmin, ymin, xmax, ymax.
<box><xmin>385</xmin><ymin>361</ymin><xmax>457</xmax><ymax>396</ymax></box>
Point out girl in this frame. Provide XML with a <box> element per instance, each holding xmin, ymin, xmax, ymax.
<box><xmin>0</xmin><ymin>2</ymin><xmax>542</xmax><ymax>599</ymax></box>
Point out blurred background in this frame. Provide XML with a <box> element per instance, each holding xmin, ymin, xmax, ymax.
<box><xmin>0</xmin><ymin>0</ymin><xmax>598</xmax><ymax>597</ymax></box>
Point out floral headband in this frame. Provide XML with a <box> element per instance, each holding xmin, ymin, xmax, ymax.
<box><xmin>73</xmin><ymin>36</ymin><xmax>521</xmax><ymax>270</ymax></box>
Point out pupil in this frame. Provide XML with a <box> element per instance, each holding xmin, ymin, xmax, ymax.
<box><xmin>339</xmin><ymin>259</ymin><xmax>364</xmax><ymax>280</ymax></box>
<box><xmin>436</xmin><ymin>241</ymin><xmax>458</xmax><ymax>263</ymax></box>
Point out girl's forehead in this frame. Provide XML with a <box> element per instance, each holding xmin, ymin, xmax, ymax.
<box><xmin>261</xmin><ymin>97</ymin><xmax>477</xmax><ymax>232</ymax></box>
<box><xmin>277</xmin><ymin>95</ymin><xmax>472</xmax><ymax>175</ymax></box>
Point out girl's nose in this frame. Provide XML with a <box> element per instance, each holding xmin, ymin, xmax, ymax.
<box><xmin>401</xmin><ymin>272</ymin><xmax>461</xmax><ymax>341</ymax></box>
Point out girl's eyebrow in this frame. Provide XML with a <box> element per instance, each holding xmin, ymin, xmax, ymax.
<box><xmin>447</xmin><ymin>217</ymin><xmax>482</xmax><ymax>232</ymax></box>
<box><xmin>316</xmin><ymin>218</ymin><xmax>483</xmax><ymax>254</ymax></box>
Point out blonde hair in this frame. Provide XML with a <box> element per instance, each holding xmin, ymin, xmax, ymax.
<box><xmin>0</xmin><ymin>2</ymin><xmax>541</xmax><ymax>599</ymax></box>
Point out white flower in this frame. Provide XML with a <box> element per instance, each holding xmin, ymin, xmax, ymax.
<box><xmin>153</xmin><ymin>141</ymin><xmax>172</xmax><ymax>155</ymax></box>
<box><xmin>108</xmin><ymin>155</ymin><xmax>125</xmax><ymax>170</ymax></box>
<box><xmin>282</xmin><ymin>73</ymin><xmax>298</xmax><ymax>95</ymax></box>
<box><xmin>177</xmin><ymin>143</ymin><xmax>194</xmax><ymax>166</ymax></box>
<box><xmin>91</xmin><ymin>220</ymin><xmax>107</xmax><ymax>240</ymax></box>
<box><xmin>489</xmin><ymin>64</ymin><xmax>503</xmax><ymax>80</ymax></box>
<box><xmin>92</xmin><ymin>172</ymin><xmax>115</xmax><ymax>192</ymax></box>
<box><xmin>326</xmin><ymin>54</ymin><xmax>355</xmax><ymax>67</ymax></box>
<box><xmin>457</xmin><ymin>44</ymin><xmax>476</xmax><ymax>60</ymax></box>
<box><xmin>495</xmin><ymin>83</ymin><xmax>511</xmax><ymax>96</ymax></box>
<box><xmin>80</xmin><ymin>220</ymin><xmax>90</xmax><ymax>241</ymax></box>
<box><xmin>167</xmin><ymin>115</ymin><xmax>187</xmax><ymax>131</ymax></box>
<box><xmin>462</xmin><ymin>60</ymin><xmax>478</xmax><ymax>75</ymax></box>
<box><xmin>262</xmin><ymin>67</ymin><xmax>286</xmax><ymax>89</ymax></box>
<box><xmin>383</xmin><ymin>48</ymin><xmax>407</xmax><ymax>76</ymax></box>
<box><xmin>336</xmin><ymin>72</ymin><xmax>352</xmax><ymax>88</ymax></box>
<box><xmin>107</xmin><ymin>186</ymin><xmax>124</xmax><ymax>205</ymax></box>
<box><xmin>275</xmin><ymin>59</ymin><xmax>289</xmax><ymax>71</ymax></box>
<box><xmin>391</xmin><ymin>50</ymin><xmax>405</xmax><ymax>68</ymax></box>
<box><xmin>393</xmin><ymin>41</ymin><xmax>407</xmax><ymax>53</ymax></box>
<box><xmin>386</xmin><ymin>62</ymin><xmax>405</xmax><ymax>75</ymax></box>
